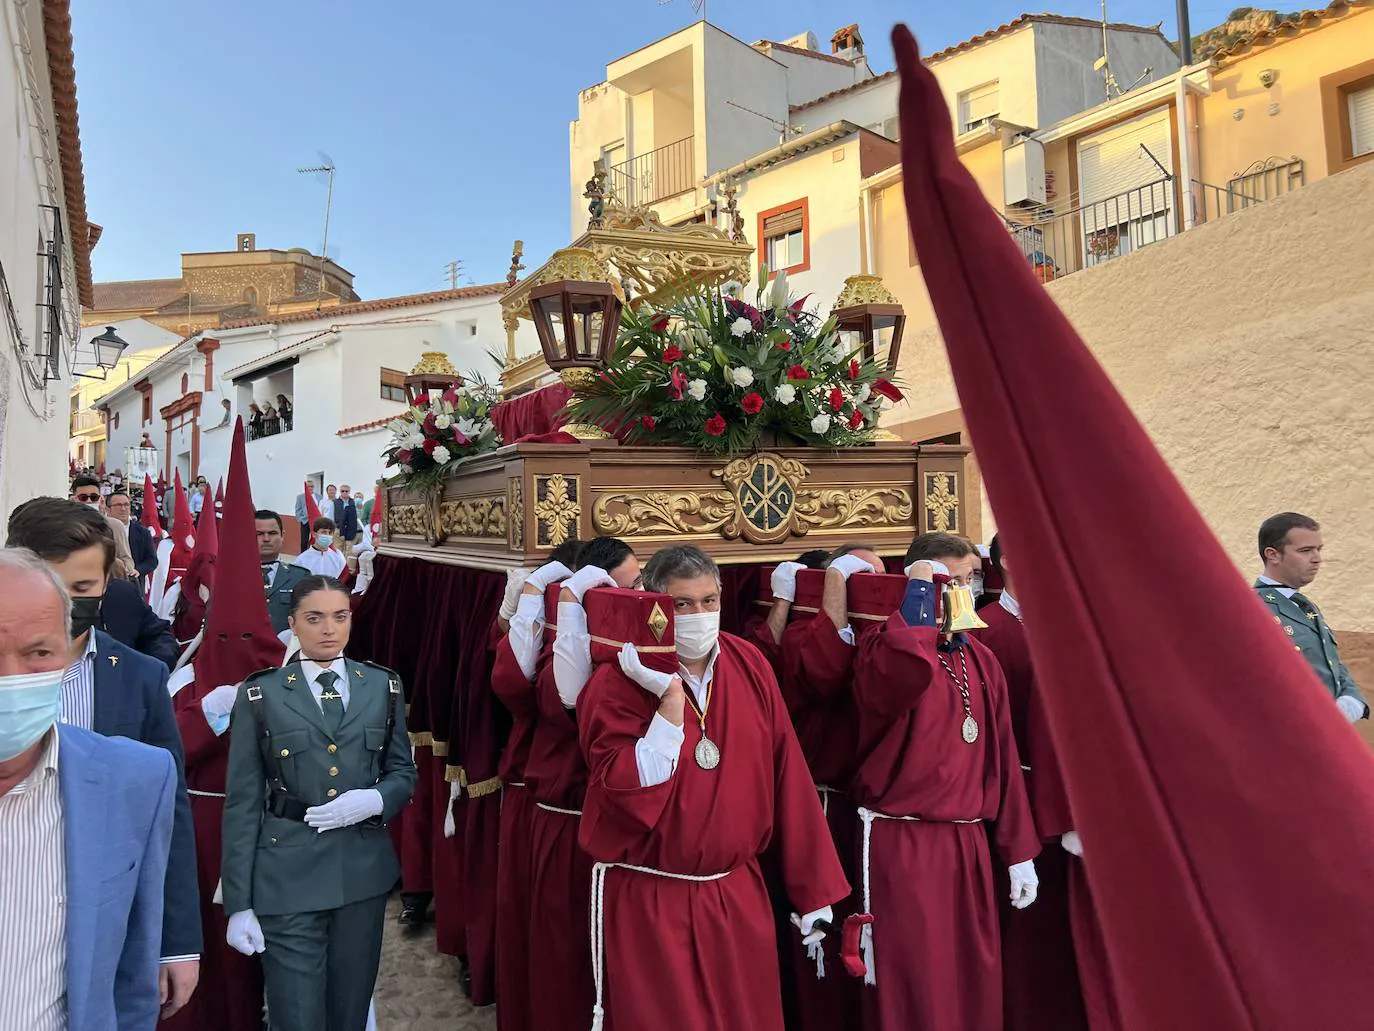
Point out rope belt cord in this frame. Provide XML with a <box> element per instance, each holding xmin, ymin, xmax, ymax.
<box><xmin>814</xmin><ymin>783</ymin><xmax>841</xmax><ymax>819</ymax></box>
<box><xmin>856</xmin><ymin>806</ymin><xmax>984</xmax><ymax>987</ymax></box>
<box><xmin>588</xmin><ymin>862</ymin><xmax>733</xmax><ymax>1031</ymax></box>
<box><xmin>535</xmin><ymin>802</ymin><xmax>583</xmax><ymax>817</ymax></box>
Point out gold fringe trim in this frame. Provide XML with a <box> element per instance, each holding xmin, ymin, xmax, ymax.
<box><xmin>444</xmin><ymin>764</ymin><xmax>467</xmax><ymax>785</ymax></box>
<box><xmin>408</xmin><ymin>731</ymin><xmax>433</xmax><ymax>748</ymax></box>
<box><xmin>431</xmin><ymin>739</ymin><xmax>449</xmax><ymax>757</ymax></box>
<box><xmin>466</xmin><ymin>775</ymin><xmax>503</xmax><ymax>799</ymax></box>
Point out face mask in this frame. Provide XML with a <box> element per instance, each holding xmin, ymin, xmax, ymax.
<box><xmin>70</xmin><ymin>595</ymin><xmax>103</xmax><ymax>638</ymax></box>
<box><xmin>83</xmin><ymin>501</ymin><xmax>102</xmax><ymax>512</ymax></box>
<box><xmin>969</xmin><ymin>573</ymin><xmax>985</xmax><ymax>600</ymax></box>
<box><xmin>675</xmin><ymin>611</ymin><xmax>720</xmax><ymax>662</ymax></box>
<box><xmin>0</xmin><ymin>668</ymin><xmax>64</xmax><ymax>762</ymax></box>
<box><xmin>315</xmin><ymin>533</ymin><xmax>334</xmax><ymax>549</ymax></box>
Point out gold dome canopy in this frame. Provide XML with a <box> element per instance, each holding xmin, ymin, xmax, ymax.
<box><xmin>410</xmin><ymin>351</ymin><xmax>459</xmax><ymax>377</ymax></box>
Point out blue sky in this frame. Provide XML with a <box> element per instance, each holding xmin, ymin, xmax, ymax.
<box><xmin>70</xmin><ymin>0</ymin><xmax>1231</xmax><ymax>299</ymax></box>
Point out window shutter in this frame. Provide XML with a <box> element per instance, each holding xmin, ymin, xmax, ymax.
<box><xmin>762</xmin><ymin>207</ymin><xmax>804</xmax><ymax>239</ymax></box>
<box><xmin>1350</xmin><ymin>85</ymin><xmax>1374</xmax><ymax>158</ymax></box>
<box><xmin>960</xmin><ymin>81</ymin><xmax>1000</xmax><ymax>130</ymax></box>
<box><xmin>1077</xmin><ymin>108</ymin><xmax>1174</xmax><ymax>231</ymax></box>
<box><xmin>380</xmin><ymin>368</ymin><xmax>406</xmax><ymax>388</ymax></box>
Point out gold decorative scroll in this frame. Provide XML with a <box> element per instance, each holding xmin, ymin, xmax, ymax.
<box><xmin>411</xmin><ymin>351</ymin><xmax>459</xmax><ymax>376</ymax></box>
<box><xmin>923</xmin><ymin>472</ymin><xmax>960</xmax><ymax>533</ymax></box>
<box><xmin>387</xmin><ymin>503</ymin><xmax>431</xmax><ymax>539</ymax></box>
<box><xmin>534</xmin><ymin>474</ymin><xmax>580</xmax><ymax>548</ymax></box>
<box><xmin>831</xmin><ymin>273</ymin><xmax>900</xmax><ymax>311</ymax></box>
<box><xmin>506</xmin><ymin>478</ymin><xmax>524</xmax><ymax>551</ymax></box>
<box><xmin>438</xmin><ymin>495</ymin><xmax>507</xmax><ymax>540</ymax></box>
<box><xmin>593</xmin><ymin>489</ymin><xmax>736</xmax><ymax>538</ymax></box>
<box><xmin>794</xmin><ymin>487</ymin><xmax>914</xmax><ymax>532</ymax></box>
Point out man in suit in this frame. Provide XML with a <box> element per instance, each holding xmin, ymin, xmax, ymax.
<box><xmin>257</xmin><ymin>510</ymin><xmax>310</xmax><ymax>633</ymax></box>
<box><xmin>222</xmin><ymin>575</ymin><xmax>416</xmax><ymax>1031</ymax></box>
<box><xmin>294</xmin><ymin>491</ymin><xmax>310</xmax><ymax>554</ymax></box>
<box><xmin>1254</xmin><ymin>511</ymin><xmax>1366</xmax><ymax>722</ymax></box>
<box><xmin>98</xmin><ymin>578</ymin><xmax>179</xmax><ymax>671</ymax></box>
<box><xmin>108</xmin><ymin>489</ymin><xmax>158</xmax><ymax>581</ymax></box>
<box><xmin>0</xmin><ymin>545</ymin><xmax>179</xmax><ymax>1031</ymax></box>
<box><xmin>337</xmin><ymin>483</ymin><xmax>359</xmax><ymax>549</ymax></box>
<box><xmin>6</xmin><ymin>498</ymin><xmax>203</xmax><ymax>1019</ymax></box>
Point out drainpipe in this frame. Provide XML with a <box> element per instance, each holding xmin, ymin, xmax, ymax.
<box><xmin>1176</xmin><ymin>72</ymin><xmax>1196</xmax><ymax>231</ymax></box>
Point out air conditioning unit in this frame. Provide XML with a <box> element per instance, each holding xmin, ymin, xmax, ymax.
<box><xmin>1004</xmin><ymin>138</ymin><xmax>1047</xmax><ymax>208</ymax></box>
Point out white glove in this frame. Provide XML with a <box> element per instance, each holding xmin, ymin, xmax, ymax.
<box><xmin>828</xmin><ymin>554</ymin><xmax>880</xmax><ymax>580</ymax></box>
<box><xmin>525</xmin><ymin>560</ymin><xmax>574</xmax><ymax>594</ymax></box>
<box><xmin>226</xmin><ymin>909</ymin><xmax>265</xmax><ymax>955</ymax></box>
<box><xmin>499</xmin><ymin>568</ymin><xmax>534</xmax><ymax>621</ymax></box>
<box><xmin>563</xmin><ymin>565</ymin><xmax>617</xmax><ymax>603</ymax></box>
<box><xmin>304</xmin><ymin>788</ymin><xmax>384</xmax><ymax>832</ymax></box>
<box><xmin>201</xmin><ymin>684</ymin><xmax>239</xmax><ymax>736</ymax></box>
<box><xmin>791</xmin><ymin>905</ymin><xmax>833</xmax><ymax>947</ymax></box>
<box><xmin>770</xmin><ymin>561</ymin><xmax>805</xmax><ymax>603</ymax></box>
<box><xmin>1337</xmin><ymin>695</ymin><xmax>1365</xmax><ymax>723</ymax></box>
<box><xmin>1008</xmin><ymin>860</ymin><xmax>1039</xmax><ymax>909</ymax></box>
<box><xmin>903</xmin><ymin>558</ymin><xmax>950</xmax><ymax>578</ymax></box>
<box><xmin>617</xmin><ymin>643</ymin><xmax>677</xmax><ymax>699</ymax></box>
<box><xmin>1060</xmin><ymin>830</ymin><xmax>1083</xmax><ymax>857</ymax></box>
<box><xmin>443</xmin><ymin>780</ymin><xmax>461</xmax><ymax>839</ymax></box>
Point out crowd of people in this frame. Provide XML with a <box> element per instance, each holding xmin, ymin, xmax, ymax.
<box><xmin>246</xmin><ymin>394</ymin><xmax>294</xmax><ymax>440</ymax></box>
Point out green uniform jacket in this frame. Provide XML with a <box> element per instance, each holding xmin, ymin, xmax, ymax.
<box><xmin>265</xmin><ymin>564</ymin><xmax>311</xmax><ymax>634</ymax></box>
<box><xmin>220</xmin><ymin>659</ymin><xmax>416</xmax><ymax>917</ymax></box>
<box><xmin>1253</xmin><ymin>580</ymin><xmax>1367</xmax><ymax>715</ymax></box>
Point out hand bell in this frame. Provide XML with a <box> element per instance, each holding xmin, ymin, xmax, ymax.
<box><xmin>941</xmin><ymin>582</ymin><xmax>988</xmax><ymax>633</ymax></box>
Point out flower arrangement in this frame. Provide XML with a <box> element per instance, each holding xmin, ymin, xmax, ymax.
<box><xmin>382</xmin><ymin>376</ymin><xmax>502</xmax><ymax>488</ymax></box>
<box><xmin>561</xmin><ymin>270</ymin><xmax>904</xmax><ymax>455</ymax></box>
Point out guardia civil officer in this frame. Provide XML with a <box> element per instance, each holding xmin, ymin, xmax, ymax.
<box><xmin>220</xmin><ymin>574</ymin><xmax>416</xmax><ymax>1031</ymax></box>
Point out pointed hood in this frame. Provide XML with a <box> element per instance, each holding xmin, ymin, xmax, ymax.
<box><xmin>180</xmin><ymin>482</ymin><xmax>219</xmax><ymax>629</ymax></box>
<box><xmin>892</xmin><ymin>25</ymin><xmax>1374</xmax><ymax>1028</ymax></box>
<box><xmin>214</xmin><ymin>477</ymin><xmax>224</xmax><ymax>519</ymax></box>
<box><xmin>194</xmin><ymin>419</ymin><xmax>283</xmax><ymax>695</ymax></box>
<box><xmin>168</xmin><ymin>469</ymin><xmax>196</xmax><ymax>585</ymax></box>
<box><xmin>141</xmin><ymin>474</ymin><xmax>164</xmax><ymax>537</ymax></box>
<box><xmin>370</xmin><ymin>484</ymin><xmax>383</xmax><ymax>538</ymax></box>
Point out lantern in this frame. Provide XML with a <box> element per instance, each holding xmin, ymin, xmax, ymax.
<box><xmin>527</xmin><ymin>248</ymin><xmax>623</xmax><ymax>379</ymax></box>
<box><xmin>404</xmin><ymin>351</ymin><xmax>462</xmax><ymax>405</ymax></box>
<box><xmin>830</xmin><ymin>275</ymin><xmax>906</xmax><ymax>374</ymax></box>
<box><xmin>91</xmin><ymin>326</ymin><xmax>130</xmax><ymax>369</ymax></box>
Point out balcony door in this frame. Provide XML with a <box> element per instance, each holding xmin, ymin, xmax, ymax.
<box><xmin>1077</xmin><ymin>108</ymin><xmax>1176</xmax><ymax>267</ymax></box>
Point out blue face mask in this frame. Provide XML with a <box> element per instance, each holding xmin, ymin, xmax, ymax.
<box><xmin>0</xmin><ymin>669</ymin><xmax>64</xmax><ymax>762</ymax></box>
<box><xmin>315</xmin><ymin>533</ymin><xmax>334</xmax><ymax>549</ymax></box>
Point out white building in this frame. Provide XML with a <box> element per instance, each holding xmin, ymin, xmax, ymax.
<box><xmin>96</xmin><ymin>285</ymin><xmax>532</xmax><ymax>517</ymax></box>
<box><xmin>68</xmin><ymin>318</ymin><xmax>182</xmax><ymax>470</ymax></box>
<box><xmin>0</xmin><ymin>0</ymin><xmax>95</xmax><ymax>520</ymax></box>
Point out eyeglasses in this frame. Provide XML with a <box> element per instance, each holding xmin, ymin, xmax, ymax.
<box><xmin>73</xmin><ymin>492</ymin><xmax>100</xmax><ymax>503</ymax></box>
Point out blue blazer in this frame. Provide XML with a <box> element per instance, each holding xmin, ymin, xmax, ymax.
<box><xmin>127</xmin><ymin>520</ymin><xmax>159</xmax><ymax>579</ymax></box>
<box><xmin>98</xmin><ymin>579</ymin><xmax>178</xmax><ymax>671</ymax></box>
<box><xmin>91</xmin><ymin>630</ymin><xmax>203</xmax><ymax>960</ymax></box>
<box><xmin>59</xmin><ymin>723</ymin><xmax>178</xmax><ymax>1031</ymax></box>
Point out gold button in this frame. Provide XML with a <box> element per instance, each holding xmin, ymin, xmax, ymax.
<box><xmin>327</xmin><ymin>788</ymin><xmax>338</xmax><ymax>798</ymax></box>
<box><xmin>279</xmin><ymin>748</ymin><xmax>290</xmax><ymax>757</ymax></box>
<box><xmin>327</xmin><ymin>744</ymin><xmax>337</xmax><ymax>754</ymax></box>
<box><xmin>329</xmin><ymin>766</ymin><xmax>339</xmax><ymax>777</ymax></box>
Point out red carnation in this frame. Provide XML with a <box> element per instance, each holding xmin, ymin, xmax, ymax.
<box><xmin>704</xmin><ymin>413</ymin><xmax>727</xmax><ymax>437</ymax></box>
<box><xmin>651</xmin><ymin>313</ymin><xmax>671</xmax><ymax>332</ymax></box>
<box><xmin>413</xmin><ymin>392</ymin><xmax>430</xmax><ymax>406</ymax></box>
<box><xmin>872</xmin><ymin>378</ymin><xmax>905</xmax><ymax>403</ymax></box>
<box><xmin>740</xmin><ymin>392</ymin><xmax>764</xmax><ymax>415</ymax></box>
<box><xmin>669</xmin><ymin>366</ymin><xmax>688</xmax><ymax>401</ymax></box>
<box><xmin>828</xmin><ymin>387</ymin><xmax>845</xmax><ymax>412</ymax></box>
<box><xmin>640</xmin><ymin>415</ymin><xmax>658</xmax><ymax>431</ymax></box>
<box><xmin>422</xmin><ymin>438</ymin><xmax>438</xmax><ymax>455</ymax></box>
<box><xmin>848</xmin><ymin>409</ymin><xmax>865</xmax><ymax>430</ymax></box>
<box><xmin>848</xmin><ymin>359</ymin><xmax>861</xmax><ymax>380</ymax></box>
<box><xmin>662</xmin><ymin>344</ymin><xmax>684</xmax><ymax>363</ymax></box>
<box><xmin>395</xmin><ymin>449</ymin><xmax>412</xmax><ymax>464</ymax></box>
<box><xmin>786</xmin><ymin>364</ymin><xmax>810</xmax><ymax>380</ymax></box>
<box><xmin>775</xmin><ymin>339</ymin><xmax>792</xmax><ymax>351</ymax></box>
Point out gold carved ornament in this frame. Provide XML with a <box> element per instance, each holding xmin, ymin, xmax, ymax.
<box><xmin>438</xmin><ymin>495</ymin><xmax>507</xmax><ymax>540</ymax></box>
<box><xmin>830</xmin><ymin>274</ymin><xmax>900</xmax><ymax>310</ymax></box>
<box><xmin>924</xmin><ymin>472</ymin><xmax>960</xmax><ymax>533</ymax></box>
<box><xmin>534</xmin><ymin>474</ymin><xmax>580</xmax><ymax>548</ymax></box>
<box><xmin>410</xmin><ymin>351</ymin><xmax>460</xmax><ymax>377</ymax></box>
<box><xmin>506</xmin><ymin>478</ymin><xmax>524</xmax><ymax>551</ymax></box>
<box><xmin>387</xmin><ymin>503</ymin><xmax>432</xmax><ymax>539</ymax></box>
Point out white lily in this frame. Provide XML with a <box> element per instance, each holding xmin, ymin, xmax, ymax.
<box><xmin>769</xmin><ymin>269</ymin><xmax>790</xmax><ymax>312</ymax></box>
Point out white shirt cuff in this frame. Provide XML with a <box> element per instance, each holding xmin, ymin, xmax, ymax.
<box><xmin>634</xmin><ymin>713</ymin><xmax>685</xmax><ymax>787</ymax></box>
<box><xmin>160</xmin><ymin>955</ymin><xmax>200</xmax><ymax>964</ymax></box>
<box><xmin>837</xmin><ymin>624</ymin><xmax>856</xmax><ymax>646</ymax></box>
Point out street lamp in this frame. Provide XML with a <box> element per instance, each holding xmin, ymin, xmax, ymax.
<box><xmin>527</xmin><ymin>248</ymin><xmax>623</xmax><ymax>385</ymax></box>
<box><xmin>91</xmin><ymin>326</ymin><xmax>130</xmax><ymax>370</ymax></box>
<box><xmin>831</xmin><ymin>275</ymin><xmax>906</xmax><ymax>374</ymax></box>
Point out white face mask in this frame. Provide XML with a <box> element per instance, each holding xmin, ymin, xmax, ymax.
<box><xmin>674</xmin><ymin>611</ymin><xmax>720</xmax><ymax>662</ymax></box>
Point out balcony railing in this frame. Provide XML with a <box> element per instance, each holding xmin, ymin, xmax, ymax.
<box><xmin>1193</xmin><ymin>156</ymin><xmax>1305</xmax><ymax>225</ymax></box>
<box><xmin>608</xmin><ymin>136</ymin><xmax>695</xmax><ymax>208</ymax></box>
<box><xmin>70</xmin><ymin>410</ymin><xmax>104</xmax><ymax>436</ymax></box>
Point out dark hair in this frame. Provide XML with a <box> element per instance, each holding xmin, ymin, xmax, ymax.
<box><xmin>290</xmin><ymin>575</ymin><xmax>350</xmax><ymax>615</ymax></box>
<box><xmin>827</xmin><ymin>542</ymin><xmax>879</xmax><ymax>565</ymax></box>
<box><xmin>643</xmin><ymin>544</ymin><xmax>719</xmax><ymax>594</ymax></box>
<box><xmin>550</xmin><ymin>538</ymin><xmax>583</xmax><ymax>568</ymax></box>
<box><xmin>70</xmin><ymin>475</ymin><xmax>100</xmax><ymax>493</ymax></box>
<box><xmin>255</xmin><ymin>510</ymin><xmax>283</xmax><ymax>531</ymax></box>
<box><xmin>107</xmin><ymin>489</ymin><xmax>131</xmax><ymax>501</ymax></box>
<box><xmin>989</xmin><ymin>533</ymin><xmax>1003</xmax><ymax>574</ymax></box>
<box><xmin>577</xmin><ymin>536</ymin><xmax>634</xmax><ymax>576</ymax></box>
<box><xmin>795</xmin><ymin>549</ymin><xmax>830</xmax><ymax>569</ymax></box>
<box><xmin>312</xmin><ymin>517</ymin><xmax>337</xmax><ymax>533</ymax></box>
<box><xmin>904</xmin><ymin>532</ymin><xmax>976</xmax><ymax>567</ymax></box>
<box><xmin>7</xmin><ymin>497</ymin><xmax>116</xmax><ymax>573</ymax></box>
<box><xmin>1259</xmin><ymin>512</ymin><xmax>1320</xmax><ymax>560</ymax></box>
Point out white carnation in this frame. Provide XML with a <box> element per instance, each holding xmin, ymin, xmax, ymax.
<box><xmin>774</xmin><ymin>384</ymin><xmax>797</xmax><ymax>405</ymax></box>
<box><xmin>687</xmin><ymin>378</ymin><xmax>708</xmax><ymax>402</ymax></box>
<box><xmin>432</xmin><ymin>445</ymin><xmax>452</xmax><ymax>464</ymax></box>
<box><xmin>433</xmin><ymin>414</ymin><xmax>452</xmax><ymax>430</ymax></box>
<box><xmin>810</xmin><ymin>412</ymin><xmax>831</xmax><ymax>434</ymax></box>
<box><xmin>404</xmin><ymin>432</ymin><xmax>425</xmax><ymax>449</ymax></box>
<box><xmin>729</xmin><ymin>366</ymin><xmax>755</xmax><ymax>388</ymax></box>
<box><xmin>730</xmin><ymin>317</ymin><xmax>752</xmax><ymax>338</ymax></box>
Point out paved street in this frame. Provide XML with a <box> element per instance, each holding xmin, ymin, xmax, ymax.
<box><xmin>375</xmin><ymin>896</ymin><xmax>495</xmax><ymax>1031</ymax></box>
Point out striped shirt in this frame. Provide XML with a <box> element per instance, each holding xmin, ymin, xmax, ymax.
<box><xmin>60</xmin><ymin>632</ymin><xmax>98</xmax><ymax>730</ymax></box>
<box><xmin>0</xmin><ymin>730</ymin><xmax>67</xmax><ymax>1031</ymax></box>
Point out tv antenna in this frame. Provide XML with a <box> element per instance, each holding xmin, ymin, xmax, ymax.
<box><xmin>297</xmin><ymin>152</ymin><xmax>336</xmax><ymax>306</ymax></box>
<box><xmin>725</xmin><ymin>100</ymin><xmax>804</xmax><ymax>144</ymax></box>
<box><xmin>657</xmin><ymin>0</ymin><xmax>705</xmax><ymax>20</ymax></box>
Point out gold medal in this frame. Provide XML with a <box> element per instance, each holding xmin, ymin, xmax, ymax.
<box><xmin>694</xmin><ymin>736</ymin><xmax>721</xmax><ymax>770</ymax></box>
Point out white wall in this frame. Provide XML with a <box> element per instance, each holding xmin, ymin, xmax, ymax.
<box><xmin>795</xmin><ymin>76</ymin><xmax>899</xmax><ymax>136</ymax></box>
<box><xmin>758</xmin><ymin>45</ymin><xmax>867</xmax><ymax>110</ymax></box>
<box><xmin>0</xmin><ymin>0</ymin><xmax>79</xmax><ymax>519</ymax></box>
<box><xmin>1033</xmin><ymin>24</ymin><xmax>1180</xmax><ymax>127</ymax></box>
<box><xmin>702</xmin><ymin>29</ymin><xmax>792</xmax><ymax>177</ymax></box>
<box><xmin>569</xmin><ymin>81</ymin><xmax>629</xmax><ymax>238</ymax></box>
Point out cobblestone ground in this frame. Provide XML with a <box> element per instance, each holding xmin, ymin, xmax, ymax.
<box><xmin>374</xmin><ymin>896</ymin><xmax>496</xmax><ymax>1031</ymax></box>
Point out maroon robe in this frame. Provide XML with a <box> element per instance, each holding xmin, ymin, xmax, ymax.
<box><xmin>578</xmin><ymin>633</ymin><xmax>849</xmax><ymax>1031</ymax></box>
<box><xmin>490</xmin><ymin>629</ymin><xmax>540</xmax><ymax>1031</ymax></box>
<box><xmin>977</xmin><ymin>604</ymin><xmax>1088</xmax><ymax>1031</ymax></box>
<box><xmin>525</xmin><ymin>651</ymin><xmax>595</xmax><ymax>1031</ymax></box>
<box><xmin>160</xmin><ymin>680</ymin><xmax>263</xmax><ymax>1031</ymax></box>
<box><xmin>852</xmin><ymin>618</ymin><xmax>1039</xmax><ymax>1031</ymax></box>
